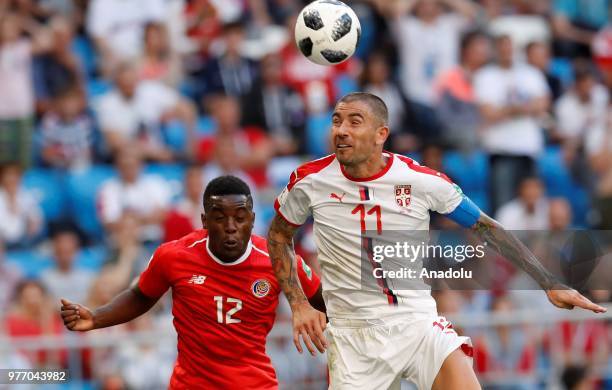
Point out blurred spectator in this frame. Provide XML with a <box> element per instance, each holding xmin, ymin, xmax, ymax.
<box><xmin>95</xmin><ymin>62</ymin><xmax>196</xmax><ymax>162</ymax></box>
<box><xmin>184</xmin><ymin>0</ymin><xmax>222</xmax><ymax>58</ymax></box>
<box><xmin>115</xmin><ymin>313</ymin><xmax>174</xmax><ymax>389</ymax></box>
<box><xmin>474</xmin><ymin>35</ymin><xmax>550</xmax><ymax>212</ymax></box>
<box><xmin>39</xmin><ymin>88</ymin><xmax>94</xmax><ymax>170</ymax></box>
<box><xmin>485</xmin><ymin>0</ymin><xmax>551</xmax><ymax>59</ymax></box>
<box><xmin>548</xmin><ymin>197</ymin><xmax>573</xmax><ymax>231</ymax></box>
<box><xmin>360</xmin><ymin>51</ymin><xmax>417</xmax><ymax>153</ymax></box>
<box><xmin>197</xmin><ymin>94</ymin><xmax>273</xmax><ymax>188</ymax></box>
<box><xmin>4</xmin><ymin>280</ymin><xmax>64</xmax><ymax>367</ymax></box>
<box><xmin>136</xmin><ymin>21</ymin><xmax>183</xmax><ymax>88</ymax></box>
<box><xmin>0</xmin><ymin>164</ymin><xmax>43</xmax><ymax>248</ymax></box>
<box><xmin>526</xmin><ymin>41</ymin><xmax>563</xmax><ymax>102</ymax></box>
<box><xmin>0</xmin><ymin>12</ymin><xmax>50</xmax><ymax>167</ymax></box>
<box><xmin>551</xmin><ymin>0</ymin><xmax>610</xmax><ymax>59</ymax></box>
<box><xmin>555</xmin><ymin>62</ymin><xmax>609</xmax><ymax>185</ymax></box>
<box><xmin>361</xmin><ymin>51</ymin><xmax>408</xmax><ymax>131</ymax></box>
<box><xmin>434</xmin><ymin>30</ymin><xmax>490</xmax><ymax>151</ymax></box>
<box><xmin>509</xmin><ymin>197</ymin><xmax>574</xmax><ymax>310</ymax></box>
<box><xmin>473</xmin><ymin>296</ymin><xmax>538</xmax><ymax>382</ymax></box>
<box><xmin>33</xmin><ymin>16</ymin><xmax>83</xmax><ymax>114</ymax></box>
<box><xmin>86</xmin><ymin>0</ymin><xmax>168</xmax><ymax>75</ymax></box>
<box><xmin>280</xmin><ymin>13</ymin><xmax>353</xmax><ymax>114</ymax></box>
<box><xmin>197</xmin><ymin>21</ymin><xmax>258</xmax><ymax>99</ymax></box>
<box><xmin>41</xmin><ymin>229</ymin><xmax>93</xmax><ymax>303</ymax></box>
<box><xmin>0</xmin><ymin>240</ymin><xmax>22</xmax><ymax>313</ymax></box>
<box><xmin>242</xmin><ymin>53</ymin><xmax>307</xmax><ymax>155</ymax></box>
<box><xmin>103</xmin><ymin>214</ymin><xmax>149</xmax><ymax>285</ymax></box>
<box><xmin>586</xmin><ymin>126</ymin><xmax>612</xmax><ymax>228</ymax></box>
<box><xmin>381</xmin><ymin>0</ymin><xmax>477</xmax><ymax>125</ymax></box>
<box><xmin>495</xmin><ymin>177</ymin><xmax>549</xmax><ymax>230</ymax></box>
<box><xmin>420</xmin><ymin>144</ymin><xmax>445</xmax><ymax>172</ymax></box>
<box><xmin>98</xmin><ymin>148</ymin><xmax>171</xmax><ymax>242</ymax></box>
<box><xmin>38</xmin><ymin>0</ymin><xmax>76</xmax><ymax>19</ymax></box>
<box><xmin>163</xmin><ymin>165</ymin><xmax>204</xmax><ymax>242</ymax></box>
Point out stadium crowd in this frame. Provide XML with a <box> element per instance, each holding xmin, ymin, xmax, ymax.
<box><xmin>0</xmin><ymin>0</ymin><xmax>610</xmax><ymax>388</ymax></box>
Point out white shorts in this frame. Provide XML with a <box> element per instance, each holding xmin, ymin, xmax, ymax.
<box><xmin>326</xmin><ymin>315</ymin><xmax>472</xmax><ymax>390</ymax></box>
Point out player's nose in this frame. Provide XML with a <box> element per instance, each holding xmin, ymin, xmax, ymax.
<box><xmin>225</xmin><ymin>218</ymin><xmax>238</xmax><ymax>233</ymax></box>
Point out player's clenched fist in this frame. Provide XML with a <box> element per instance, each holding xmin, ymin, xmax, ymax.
<box><xmin>60</xmin><ymin>298</ymin><xmax>95</xmax><ymax>331</ymax></box>
<box><xmin>291</xmin><ymin>301</ymin><xmax>328</xmax><ymax>355</ymax></box>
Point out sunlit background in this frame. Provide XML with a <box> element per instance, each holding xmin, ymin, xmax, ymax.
<box><xmin>0</xmin><ymin>0</ymin><xmax>610</xmax><ymax>388</ymax></box>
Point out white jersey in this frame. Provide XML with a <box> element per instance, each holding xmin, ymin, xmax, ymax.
<box><xmin>275</xmin><ymin>152</ymin><xmax>464</xmax><ymax>320</ymax></box>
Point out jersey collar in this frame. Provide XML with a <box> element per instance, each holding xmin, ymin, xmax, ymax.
<box><xmin>340</xmin><ymin>152</ymin><xmax>394</xmax><ymax>182</ymax></box>
<box><xmin>205</xmin><ymin>238</ymin><xmax>253</xmax><ymax>266</ymax></box>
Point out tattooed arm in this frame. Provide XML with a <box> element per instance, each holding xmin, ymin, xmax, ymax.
<box><xmin>267</xmin><ymin>215</ymin><xmax>328</xmax><ymax>354</ymax></box>
<box><xmin>472</xmin><ymin>213</ymin><xmax>606</xmax><ymax>313</ymax></box>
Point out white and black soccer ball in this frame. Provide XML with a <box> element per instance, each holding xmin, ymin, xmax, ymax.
<box><xmin>294</xmin><ymin>0</ymin><xmax>361</xmax><ymax>66</ymax></box>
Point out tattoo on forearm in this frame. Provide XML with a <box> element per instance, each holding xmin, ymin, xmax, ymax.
<box><xmin>473</xmin><ymin>215</ymin><xmax>559</xmax><ymax>290</ymax></box>
<box><xmin>267</xmin><ymin>216</ymin><xmax>307</xmax><ymax>306</ymax></box>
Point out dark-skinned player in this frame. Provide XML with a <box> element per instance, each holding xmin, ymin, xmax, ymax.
<box><xmin>60</xmin><ymin>175</ymin><xmax>324</xmax><ymax>389</ymax></box>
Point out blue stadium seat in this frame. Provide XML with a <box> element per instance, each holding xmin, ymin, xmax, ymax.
<box><xmin>442</xmin><ymin>151</ymin><xmax>489</xmax><ymax>192</ymax></box>
<box><xmin>549</xmin><ymin>57</ymin><xmax>574</xmax><ymax>89</ymax></box>
<box><xmin>144</xmin><ymin>164</ymin><xmax>185</xmax><ymax>201</ymax></box>
<box><xmin>22</xmin><ymin>169</ymin><xmax>68</xmax><ymax>222</ymax></box>
<box><xmin>537</xmin><ymin>146</ymin><xmax>590</xmax><ymax>226</ymax></box>
<box><xmin>86</xmin><ymin>78</ymin><xmax>112</xmax><ymax>100</ymax></box>
<box><xmin>197</xmin><ymin>116</ymin><xmax>216</xmax><ymax>136</ymax></box>
<box><xmin>76</xmin><ymin>245</ymin><xmax>108</xmax><ymax>271</ymax></box>
<box><xmin>334</xmin><ymin>74</ymin><xmax>359</xmax><ymax>99</ymax></box>
<box><xmin>71</xmin><ymin>35</ymin><xmax>97</xmax><ymax>79</ymax></box>
<box><xmin>442</xmin><ymin>151</ymin><xmax>491</xmax><ymax>214</ymax></box>
<box><xmin>267</xmin><ymin>156</ymin><xmax>303</xmax><ymax>189</ymax></box>
<box><xmin>163</xmin><ymin>120</ymin><xmax>188</xmax><ymax>152</ymax></box>
<box><xmin>306</xmin><ymin>111</ymin><xmax>332</xmax><ymax>157</ymax></box>
<box><xmin>66</xmin><ymin>165</ymin><xmax>116</xmax><ymax>240</ymax></box>
<box><xmin>6</xmin><ymin>249</ymin><xmax>54</xmax><ymax>279</ymax></box>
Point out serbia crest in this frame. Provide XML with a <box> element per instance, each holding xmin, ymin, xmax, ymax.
<box><xmin>395</xmin><ymin>184</ymin><xmax>411</xmax><ymax>208</ymax></box>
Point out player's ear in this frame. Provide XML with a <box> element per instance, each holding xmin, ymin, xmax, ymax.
<box><xmin>201</xmin><ymin>213</ymin><xmax>207</xmax><ymax>229</ymax></box>
<box><xmin>375</xmin><ymin>126</ymin><xmax>390</xmax><ymax>146</ymax></box>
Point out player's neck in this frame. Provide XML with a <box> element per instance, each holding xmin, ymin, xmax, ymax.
<box><xmin>342</xmin><ymin>153</ymin><xmax>389</xmax><ymax>180</ymax></box>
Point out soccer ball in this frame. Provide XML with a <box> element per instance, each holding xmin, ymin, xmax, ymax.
<box><xmin>295</xmin><ymin>0</ymin><xmax>361</xmax><ymax>66</ymax></box>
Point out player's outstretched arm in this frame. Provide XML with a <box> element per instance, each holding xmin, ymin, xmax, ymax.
<box><xmin>60</xmin><ymin>283</ymin><xmax>159</xmax><ymax>331</ymax></box>
<box><xmin>471</xmin><ymin>213</ymin><xmax>607</xmax><ymax>313</ymax></box>
<box><xmin>267</xmin><ymin>215</ymin><xmax>328</xmax><ymax>355</ymax></box>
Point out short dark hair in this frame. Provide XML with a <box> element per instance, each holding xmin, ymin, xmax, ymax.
<box><xmin>561</xmin><ymin>365</ymin><xmax>588</xmax><ymax>390</ymax></box>
<box><xmin>203</xmin><ymin>175</ymin><xmax>252</xmax><ymax>209</ymax></box>
<box><xmin>573</xmin><ymin>60</ymin><xmax>595</xmax><ymax>83</ymax></box>
<box><xmin>525</xmin><ymin>40</ymin><xmax>545</xmax><ymax>55</ymax></box>
<box><xmin>460</xmin><ymin>30</ymin><xmax>488</xmax><ymax>59</ymax></box>
<box><xmin>337</xmin><ymin>92</ymin><xmax>389</xmax><ymax>126</ymax></box>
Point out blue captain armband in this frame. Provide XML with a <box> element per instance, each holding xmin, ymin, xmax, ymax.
<box><xmin>445</xmin><ymin>196</ymin><xmax>482</xmax><ymax>228</ymax></box>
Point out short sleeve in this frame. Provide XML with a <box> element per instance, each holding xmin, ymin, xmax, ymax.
<box><xmin>426</xmin><ymin>173</ymin><xmax>463</xmax><ymax>215</ymax></box>
<box><xmin>296</xmin><ymin>256</ymin><xmax>320</xmax><ymax>299</ymax></box>
<box><xmin>524</xmin><ymin>67</ymin><xmax>550</xmax><ymax>98</ymax></box>
<box><xmin>274</xmin><ymin>177</ymin><xmax>312</xmax><ymax>227</ymax></box>
<box><xmin>138</xmin><ymin>245</ymin><xmax>171</xmax><ymax>299</ymax></box>
<box><xmin>146</xmin><ymin>177</ymin><xmax>172</xmax><ymax>209</ymax></box>
<box><xmin>474</xmin><ymin>69</ymin><xmax>501</xmax><ymax>105</ymax></box>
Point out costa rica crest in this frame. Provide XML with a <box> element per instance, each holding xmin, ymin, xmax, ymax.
<box><xmin>395</xmin><ymin>184</ymin><xmax>412</xmax><ymax>208</ymax></box>
<box><xmin>251</xmin><ymin>279</ymin><xmax>271</xmax><ymax>298</ymax></box>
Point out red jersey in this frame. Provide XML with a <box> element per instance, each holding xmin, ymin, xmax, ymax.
<box><xmin>138</xmin><ymin>230</ymin><xmax>320</xmax><ymax>389</ymax></box>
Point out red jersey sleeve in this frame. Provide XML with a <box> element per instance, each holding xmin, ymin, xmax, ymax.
<box><xmin>138</xmin><ymin>245</ymin><xmax>172</xmax><ymax>299</ymax></box>
<box><xmin>296</xmin><ymin>256</ymin><xmax>320</xmax><ymax>299</ymax></box>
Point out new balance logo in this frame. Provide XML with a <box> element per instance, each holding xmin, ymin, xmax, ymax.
<box><xmin>188</xmin><ymin>275</ymin><xmax>207</xmax><ymax>285</ymax></box>
<box><xmin>330</xmin><ymin>192</ymin><xmax>346</xmax><ymax>203</ymax></box>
